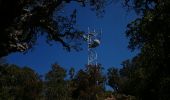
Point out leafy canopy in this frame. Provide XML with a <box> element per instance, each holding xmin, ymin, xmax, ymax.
<box><xmin>0</xmin><ymin>0</ymin><xmax>109</xmax><ymax>57</ymax></box>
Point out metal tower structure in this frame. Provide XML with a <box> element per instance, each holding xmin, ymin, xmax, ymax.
<box><xmin>87</xmin><ymin>28</ymin><xmax>101</xmax><ymax>65</ymax></box>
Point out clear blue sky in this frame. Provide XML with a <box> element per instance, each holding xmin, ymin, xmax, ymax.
<box><xmin>6</xmin><ymin>1</ymin><xmax>138</xmax><ymax>74</ymax></box>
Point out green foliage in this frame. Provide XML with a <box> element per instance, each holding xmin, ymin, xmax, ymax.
<box><xmin>118</xmin><ymin>0</ymin><xmax>170</xmax><ymax>99</ymax></box>
<box><xmin>107</xmin><ymin>67</ymin><xmax>120</xmax><ymax>92</ymax></box>
<box><xmin>72</xmin><ymin>64</ymin><xmax>106</xmax><ymax>100</ymax></box>
<box><xmin>123</xmin><ymin>0</ymin><xmax>158</xmax><ymax>14</ymax></box>
<box><xmin>44</xmin><ymin>63</ymin><xmax>70</xmax><ymax>100</ymax></box>
<box><xmin>0</xmin><ymin>64</ymin><xmax>43</xmax><ymax>100</ymax></box>
<box><xmin>0</xmin><ymin>63</ymin><xmax>108</xmax><ymax>100</ymax></box>
<box><xmin>69</xmin><ymin>67</ymin><xmax>75</xmax><ymax>79</ymax></box>
<box><xmin>1</xmin><ymin>0</ymin><xmax>170</xmax><ymax>100</ymax></box>
<box><xmin>0</xmin><ymin>0</ymin><xmax>109</xmax><ymax>58</ymax></box>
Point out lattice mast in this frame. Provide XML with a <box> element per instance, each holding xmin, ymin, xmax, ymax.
<box><xmin>87</xmin><ymin>28</ymin><xmax>101</xmax><ymax>65</ymax></box>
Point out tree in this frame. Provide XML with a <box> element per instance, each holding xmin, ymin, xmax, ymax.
<box><xmin>107</xmin><ymin>60</ymin><xmax>137</xmax><ymax>94</ymax></box>
<box><xmin>107</xmin><ymin>67</ymin><xmax>120</xmax><ymax>92</ymax></box>
<box><xmin>44</xmin><ymin>63</ymin><xmax>70</xmax><ymax>100</ymax></box>
<box><xmin>123</xmin><ymin>0</ymin><xmax>159</xmax><ymax>14</ymax></box>
<box><xmin>120</xmin><ymin>0</ymin><xmax>170</xmax><ymax>99</ymax></box>
<box><xmin>72</xmin><ymin>64</ymin><xmax>106</xmax><ymax>100</ymax></box>
<box><xmin>0</xmin><ymin>64</ymin><xmax>43</xmax><ymax>100</ymax></box>
<box><xmin>69</xmin><ymin>67</ymin><xmax>75</xmax><ymax>80</ymax></box>
<box><xmin>0</xmin><ymin>0</ymin><xmax>109</xmax><ymax>58</ymax></box>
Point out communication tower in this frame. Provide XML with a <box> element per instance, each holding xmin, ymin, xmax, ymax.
<box><xmin>86</xmin><ymin>28</ymin><xmax>102</xmax><ymax>65</ymax></box>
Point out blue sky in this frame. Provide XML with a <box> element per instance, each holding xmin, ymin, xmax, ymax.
<box><xmin>6</xmin><ymin>1</ymin><xmax>139</xmax><ymax>74</ymax></box>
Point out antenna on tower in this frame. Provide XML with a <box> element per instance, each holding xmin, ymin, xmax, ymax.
<box><xmin>86</xmin><ymin>27</ymin><xmax>102</xmax><ymax>65</ymax></box>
